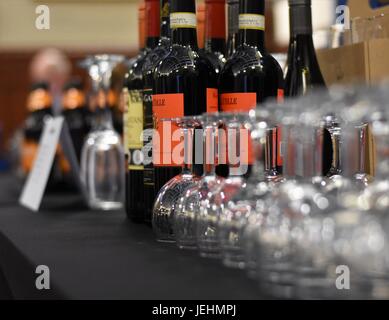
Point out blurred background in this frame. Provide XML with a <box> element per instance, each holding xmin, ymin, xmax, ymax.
<box><xmin>0</xmin><ymin>0</ymin><xmax>385</xmax><ymax>163</ymax></box>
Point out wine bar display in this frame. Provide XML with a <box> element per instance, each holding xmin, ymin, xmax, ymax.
<box><xmin>6</xmin><ymin>0</ymin><xmax>389</xmax><ymax>301</ymax></box>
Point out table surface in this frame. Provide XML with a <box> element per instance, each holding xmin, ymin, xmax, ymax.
<box><xmin>0</xmin><ymin>173</ymin><xmax>262</xmax><ymax>300</ymax></box>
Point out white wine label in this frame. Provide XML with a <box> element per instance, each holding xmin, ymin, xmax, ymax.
<box><xmin>170</xmin><ymin>12</ymin><xmax>197</xmax><ymax>29</ymax></box>
<box><xmin>239</xmin><ymin>14</ymin><xmax>265</xmax><ymax>31</ymax></box>
<box><xmin>125</xmin><ymin>89</ymin><xmax>144</xmax><ymax>170</ymax></box>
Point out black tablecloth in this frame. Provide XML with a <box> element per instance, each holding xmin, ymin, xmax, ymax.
<box><xmin>0</xmin><ymin>173</ymin><xmax>261</xmax><ymax>300</ymax></box>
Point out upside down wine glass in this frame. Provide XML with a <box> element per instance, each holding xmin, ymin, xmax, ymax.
<box><xmin>174</xmin><ymin>113</ymin><xmax>224</xmax><ymax>250</ymax></box>
<box><xmin>152</xmin><ymin>116</ymin><xmax>202</xmax><ymax>242</ymax></box>
<box><xmin>218</xmin><ymin>109</ymin><xmax>271</xmax><ymax>269</ymax></box>
<box><xmin>196</xmin><ymin>113</ymin><xmax>249</xmax><ymax>259</ymax></box>
<box><xmin>80</xmin><ymin>55</ymin><xmax>125</xmax><ymax>211</ymax></box>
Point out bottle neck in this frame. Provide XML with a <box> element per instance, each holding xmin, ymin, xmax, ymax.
<box><xmin>170</xmin><ymin>0</ymin><xmax>198</xmax><ymax>48</ymax></box>
<box><xmin>238</xmin><ymin>0</ymin><xmax>265</xmax><ymax>49</ymax></box>
<box><xmin>145</xmin><ymin>0</ymin><xmax>161</xmax><ymax>49</ymax></box>
<box><xmin>205</xmin><ymin>0</ymin><xmax>226</xmax><ymax>55</ymax></box>
<box><xmin>289</xmin><ymin>3</ymin><xmax>313</xmax><ymax>38</ymax></box>
<box><xmin>227</xmin><ymin>1</ymin><xmax>239</xmax><ymax>56</ymax></box>
<box><xmin>160</xmin><ymin>0</ymin><xmax>171</xmax><ymax>39</ymax></box>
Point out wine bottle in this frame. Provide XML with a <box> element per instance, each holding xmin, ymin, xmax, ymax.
<box><xmin>284</xmin><ymin>0</ymin><xmax>325</xmax><ymax>96</ymax></box>
<box><xmin>62</xmin><ymin>79</ymin><xmax>89</xmax><ymax>161</ymax></box>
<box><xmin>200</xmin><ymin>0</ymin><xmax>227</xmax><ymax>74</ymax></box>
<box><xmin>284</xmin><ymin>0</ymin><xmax>331</xmax><ymax>176</ymax></box>
<box><xmin>123</xmin><ymin>0</ymin><xmax>159</xmax><ymax>223</ymax></box>
<box><xmin>142</xmin><ymin>0</ymin><xmax>172</xmax><ymax>224</ymax></box>
<box><xmin>152</xmin><ymin>0</ymin><xmax>218</xmax><ymax>203</ymax></box>
<box><xmin>226</xmin><ymin>0</ymin><xmax>239</xmax><ymax>58</ymax></box>
<box><xmin>219</xmin><ymin>0</ymin><xmax>284</xmax><ymax>174</ymax></box>
<box><xmin>220</xmin><ymin>0</ymin><xmax>284</xmax><ymax>110</ymax></box>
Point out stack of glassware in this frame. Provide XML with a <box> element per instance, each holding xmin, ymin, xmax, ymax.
<box><xmin>152</xmin><ymin>82</ymin><xmax>389</xmax><ymax>299</ymax></box>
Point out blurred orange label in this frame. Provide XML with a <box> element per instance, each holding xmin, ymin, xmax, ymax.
<box><xmin>206</xmin><ymin>88</ymin><xmax>219</xmax><ymax>113</ymax></box>
<box><xmin>21</xmin><ymin>140</ymin><xmax>38</xmax><ymax>173</ymax></box>
<box><xmin>277</xmin><ymin>89</ymin><xmax>284</xmax><ymax>103</ymax></box>
<box><xmin>220</xmin><ymin>92</ymin><xmax>256</xmax><ymax>112</ymax></box>
<box><xmin>220</xmin><ymin>92</ymin><xmax>256</xmax><ymax>165</ymax></box>
<box><xmin>152</xmin><ymin>93</ymin><xmax>184</xmax><ymax>167</ymax></box>
<box><xmin>277</xmin><ymin>126</ymin><xmax>283</xmax><ymax>167</ymax></box>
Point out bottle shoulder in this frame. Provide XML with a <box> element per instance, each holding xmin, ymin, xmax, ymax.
<box><xmin>199</xmin><ymin>49</ymin><xmax>226</xmax><ymax>74</ymax></box>
<box><xmin>156</xmin><ymin>45</ymin><xmax>216</xmax><ymax>78</ymax></box>
<box><xmin>124</xmin><ymin>50</ymin><xmax>150</xmax><ymax>87</ymax></box>
<box><xmin>142</xmin><ymin>40</ymin><xmax>172</xmax><ymax>76</ymax></box>
<box><xmin>221</xmin><ymin>45</ymin><xmax>266</xmax><ymax>75</ymax></box>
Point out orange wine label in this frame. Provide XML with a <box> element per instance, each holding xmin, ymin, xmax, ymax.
<box><xmin>21</xmin><ymin>140</ymin><xmax>38</xmax><ymax>174</ymax></box>
<box><xmin>62</xmin><ymin>89</ymin><xmax>86</xmax><ymax>110</ymax></box>
<box><xmin>152</xmin><ymin>93</ymin><xmax>184</xmax><ymax>167</ymax></box>
<box><xmin>220</xmin><ymin>92</ymin><xmax>257</xmax><ymax>112</ymax></box>
<box><xmin>276</xmin><ymin>126</ymin><xmax>283</xmax><ymax>167</ymax></box>
<box><xmin>207</xmin><ymin>88</ymin><xmax>219</xmax><ymax>113</ymax></box>
<box><xmin>220</xmin><ymin>92</ymin><xmax>256</xmax><ymax>165</ymax></box>
<box><xmin>57</xmin><ymin>145</ymin><xmax>71</xmax><ymax>174</ymax></box>
<box><xmin>277</xmin><ymin>89</ymin><xmax>284</xmax><ymax>103</ymax></box>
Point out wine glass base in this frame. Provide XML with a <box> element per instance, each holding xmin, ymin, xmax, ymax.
<box><xmin>176</xmin><ymin>239</ymin><xmax>197</xmax><ymax>250</ymax></box>
<box><xmin>156</xmin><ymin>239</ymin><xmax>176</xmax><ymax>244</ymax></box>
<box><xmin>88</xmin><ymin>200</ymin><xmax>123</xmax><ymax>211</ymax></box>
<box><xmin>199</xmin><ymin>252</ymin><xmax>221</xmax><ymax>259</ymax></box>
<box><xmin>222</xmin><ymin>258</ymin><xmax>246</xmax><ymax>270</ymax></box>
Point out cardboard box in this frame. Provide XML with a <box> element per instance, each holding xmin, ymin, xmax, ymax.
<box><xmin>317</xmin><ymin>0</ymin><xmax>389</xmax><ymax>86</ymax></box>
<box><xmin>316</xmin><ymin>0</ymin><xmax>389</xmax><ymax>176</ymax></box>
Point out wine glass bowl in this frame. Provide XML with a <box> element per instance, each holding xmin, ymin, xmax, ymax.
<box><xmin>152</xmin><ymin>116</ymin><xmax>202</xmax><ymax>243</ymax></box>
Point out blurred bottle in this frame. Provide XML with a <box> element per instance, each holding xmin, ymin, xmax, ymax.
<box><xmin>62</xmin><ymin>79</ymin><xmax>89</xmax><ymax>161</ymax></box>
<box><xmin>226</xmin><ymin>0</ymin><xmax>239</xmax><ymax>57</ymax></box>
<box><xmin>200</xmin><ymin>0</ymin><xmax>227</xmax><ymax>74</ymax></box>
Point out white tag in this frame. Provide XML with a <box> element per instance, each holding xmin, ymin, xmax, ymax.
<box><xmin>170</xmin><ymin>12</ymin><xmax>197</xmax><ymax>29</ymax></box>
<box><xmin>239</xmin><ymin>14</ymin><xmax>265</xmax><ymax>31</ymax></box>
<box><xmin>19</xmin><ymin>116</ymin><xmax>64</xmax><ymax>211</ymax></box>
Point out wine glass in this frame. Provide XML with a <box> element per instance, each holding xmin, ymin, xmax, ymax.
<box><xmin>218</xmin><ymin>109</ymin><xmax>271</xmax><ymax>269</ymax></box>
<box><xmin>196</xmin><ymin>112</ymin><xmax>249</xmax><ymax>259</ymax></box>
<box><xmin>174</xmin><ymin>113</ymin><xmax>224</xmax><ymax>250</ymax></box>
<box><xmin>79</xmin><ymin>54</ymin><xmax>125</xmax><ymax>211</ymax></box>
<box><xmin>152</xmin><ymin>116</ymin><xmax>202</xmax><ymax>243</ymax></box>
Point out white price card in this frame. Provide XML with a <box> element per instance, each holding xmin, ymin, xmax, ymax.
<box><xmin>19</xmin><ymin>116</ymin><xmax>64</xmax><ymax>211</ymax></box>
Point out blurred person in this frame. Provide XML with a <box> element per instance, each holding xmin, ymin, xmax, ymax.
<box><xmin>29</xmin><ymin>48</ymin><xmax>72</xmax><ymax>114</ymax></box>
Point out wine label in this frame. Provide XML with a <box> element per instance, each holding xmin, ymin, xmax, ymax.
<box><xmin>276</xmin><ymin>126</ymin><xmax>283</xmax><ymax>167</ymax></box>
<box><xmin>220</xmin><ymin>92</ymin><xmax>257</xmax><ymax>112</ymax></box>
<box><xmin>239</xmin><ymin>14</ymin><xmax>265</xmax><ymax>31</ymax></box>
<box><xmin>152</xmin><ymin>93</ymin><xmax>184</xmax><ymax>167</ymax></box>
<box><xmin>170</xmin><ymin>12</ymin><xmax>197</xmax><ymax>29</ymax></box>
<box><xmin>124</xmin><ymin>89</ymin><xmax>144</xmax><ymax>170</ymax></box>
<box><xmin>220</xmin><ymin>92</ymin><xmax>256</xmax><ymax>166</ymax></box>
<box><xmin>143</xmin><ymin>88</ymin><xmax>154</xmax><ymax>185</ymax></box>
<box><xmin>206</xmin><ymin>88</ymin><xmax>219</xmax><ymax>113</ymax></box>
<box><xmin>277</xmin><ymin>89</ymin><xmax>285</xmax><ymax>103</ymax></box>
